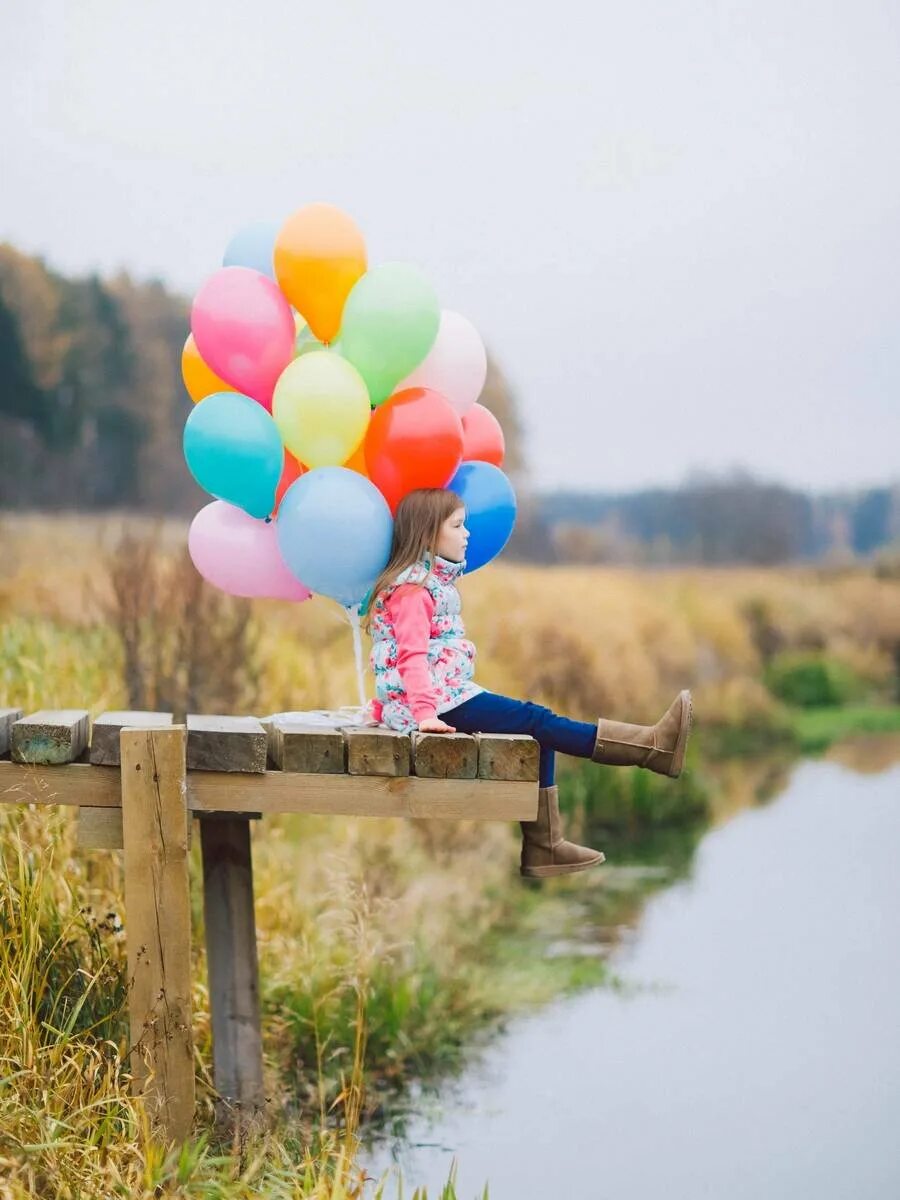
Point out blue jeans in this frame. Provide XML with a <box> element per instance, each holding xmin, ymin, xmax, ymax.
<box><xmin>441</xmin><ymin>691</ymin><xmax>597</xmax><ymax>787</ymax></box>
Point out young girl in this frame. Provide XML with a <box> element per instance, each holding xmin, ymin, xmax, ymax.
<box><xmin>364</xmin><ymin>488</ymin><xmax>693</xmax><ymax>878</ymax></box>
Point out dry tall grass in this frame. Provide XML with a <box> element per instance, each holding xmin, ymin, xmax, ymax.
<box><xmin>0</xmin><ymin>780</ymin><xmax>511</xmax><ymax>1196</ymax></box>
<box><xmin>3</xmin><ymin>514</ymin><xmax>899</xmax><ymax>728</ymax></box>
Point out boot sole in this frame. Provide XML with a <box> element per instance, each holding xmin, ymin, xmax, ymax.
<box><xmin>521</xmin><ymin>851</ymin><xmax>606</xmax><ymax>878</ymax></box>
<box><xmin>668</xmin><ymin>690</ymin><xmax>693</xmax><ymax>778</ymax></box>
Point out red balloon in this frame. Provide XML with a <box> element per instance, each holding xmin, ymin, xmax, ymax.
<box><xmin>462</xmin><ymin>403</ymin><xmax>505</xmax><ymax>466</ymax></box>
<box><xmin>365</xmin><ymin>388</ymin><xmax>464</xmax><ymax>513</ymax></box>
<box><xmin>274</xmin><ymin>452</ymin><xmax>306</xmax><ymax>512</ymax></box>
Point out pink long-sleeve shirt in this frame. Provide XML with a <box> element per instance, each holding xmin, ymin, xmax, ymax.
<box><xmin>367</xmin><ymin>554</ymin><xmax>483</xmax><ymax>732</ymax></box>
<box><xmin>380</xmin><ymin>584</ymin><xmax>439</xmax><ymax>721</ymax></box>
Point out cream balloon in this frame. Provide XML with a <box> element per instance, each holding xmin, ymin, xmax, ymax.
<box><xmin>272</xmin><ymin>351</ymin><xmax>370</xmax><ymax>468</ymax></box>
<box><xmin>397</xmin><ymin>309</ymin><xmax>487</xmax><ymax>415</ymax></box>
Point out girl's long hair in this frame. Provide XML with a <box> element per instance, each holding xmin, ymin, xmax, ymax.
<box><xmin>362</xmin><ymin>487</ymin><xmax>464</xmax><ymax>634</ymax></box>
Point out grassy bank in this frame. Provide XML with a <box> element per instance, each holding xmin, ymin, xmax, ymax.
<box><xmin>788</xmin><ymin>704</ymin><xmax>900</xmax><ymax>753</ymax></box>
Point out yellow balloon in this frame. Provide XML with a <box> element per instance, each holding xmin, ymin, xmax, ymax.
<box><xmin>181</xmin><ymin>334</ymin><xmax>236</xmax><ymax>402</ymax></box>
<box><xmin>273</xmin><ymin>351</ymin><xmax>370</xmax><ymax>468</ymax></box>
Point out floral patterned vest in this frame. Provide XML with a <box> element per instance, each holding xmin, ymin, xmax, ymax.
<box><xmin>368</xmin><ymin>553</ymin><xmax>483</xmax><ymax>732</ymax></box>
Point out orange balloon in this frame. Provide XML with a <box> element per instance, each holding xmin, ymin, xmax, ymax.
<box><xmin>181</xmin><ymin>334</ymin><xmax>236</xmax><ymax>403</ymax></box>
<box><xmin>342</xmin><ymin>445</ymin><xmax>370</xmax><ymax>478</ymax></box>
<box><xmin>461</xmin><ymin>403</ymin><xmax>505</xmax><ymax>466</ymax></box>
<box><xmin>274</xmin><ymin>451</ymin><xmax>307</xmax><ymax>512</ymax></box>
<box><xmin>274</xmin><ymin>204</ymin><xmax>367</xmax><ymax>344</ymax></box>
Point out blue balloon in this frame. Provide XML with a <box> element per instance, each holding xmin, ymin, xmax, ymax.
<box><xmin>183</xmin><ymin>392</ymin><xmax>283</xmax><ymax>519</ymax></box>
<box><xmin>277</xmin><ymin>467</ymin><xmax>394</xmax><ymax>607</ymax></box>
<box><xmin>222</xmin><ymin>221</ymin><xmax>280</xmax><ymax>281</ymax></box>
<box><xmin>449</xmin><ymin>462</ymin><xmax>517</xmax><ymax>573</ymax></box>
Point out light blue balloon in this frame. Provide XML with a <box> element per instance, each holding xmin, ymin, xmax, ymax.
<box><xmin>448</xmin><ymin>462</ymin><xmax>517</xmax><ymax>573</ymax></box>
<box><xmin>277</xmin><ymin>467</ymin><xmax>394</xmax><ymax>607</ymax></box>
<box><xmin>222</xmin><ymin>221</ymin><xmax>280</xmax><ymax>281</ymax></box>
<box><xmin>183</xmin><ymin>392</ymin><xmax>283</xmax><ymax>519</ymax></box>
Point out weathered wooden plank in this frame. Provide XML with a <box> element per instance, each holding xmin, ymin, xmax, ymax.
<box><xmin>412</xmin><ymin>732</ymin><xmax>478</xmax><ymax>779</ymax></box>
<box><xmin>77</xmin><ymin>805</ymin><xmax>193</xmax><ymax>851</ymax></box>
<box><xmin>90</xmin><ymin>710</ymin><xmax>174</xmax><ymax>766</ymax></box>
<box><xmin>199</xmin><ymin>817</ymin><xmax>265</xmax><ymax>1127</ymax></box>
<box><xmin>187</xmin><ymin>715</ymin><xmax>267</xmax><ymax>773</ymax></box>
<box><xmin>476</xmin><ymin>733</ymin><xmax>541</xmax><ymax>781</ymax></box>
<box><xmin>345</xmin><ymin>728</ymin><xmax>411</xmax><ymax>777</ymax></box>
<box><xmin>0</xmin><ymin>758</ymin><xmax>539</xmax><ymax>820</ymax></box>
<box><xmin>0</xmin><ymin>709</ymin><xmax>24</xmax><ymax>757</ymax></box>
<box><xmin>121</xmin><ymin>726</ymin><xmax>194</xmax><ymax>1143</ymax></box>
<box><xmin>11</xmin><ymin>710</ymin><xmax>90</xmax><ymax>765</ymax></box>
<box><xmin>267</xmin><ymin>722</ymin><xmax>345</xmax><ymax>773</ymax></box>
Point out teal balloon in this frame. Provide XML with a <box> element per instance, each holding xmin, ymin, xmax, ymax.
<box><xmin>183</xmin><ymin>392</ymin><xmax>283</xmax><ymax>519</ymax></box>
<box><xmin>277</xmin><ymin>467</ymin><xmax>393</xmax><ymax>607</ymax></box>
<box><xmin>339</xmin><ymin>262</ymin><xmax>439</xmax><ymax>406</ymax></box>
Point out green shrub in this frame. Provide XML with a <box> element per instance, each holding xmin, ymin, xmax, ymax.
<box><xmin>764</xmin><ymin>652</ymin><xmax>864</xmax><ymax>708</ymax></box>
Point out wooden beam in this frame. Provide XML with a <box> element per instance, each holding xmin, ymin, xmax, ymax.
<box><xmin>11</xmin><ymin>710</ymin><xmax>90</xmax><ymax>765</ymax></box>
<box><xmin>187</xmin><ymin>715</ymin><xmax>267</xmax><ymax>773</ymax></box>
<box><xmin>0</xmin><ymin>760</ymin><xmax>120</xmax><ymax>808</ymax></box>
<box><xmin>121</xmin><ymin>726</ymin><xmax>194</xmax><ymax>1144</ymax></box>
<box><xmin>345</xmin><ymin>728</ymin><xmax>411</xmax><ymax>777</ymax></box>
<box><xmin>90</xmin><ymin>711</ymin><xmax>174</xmax><ymax>766</ymax></box>
<box><xmin>77</xmin><ymin>805</ymin><xmax>193</xmax><ymax>851</ymax></box>
<box><xmin>412</xmin><ymin>732</ymin><xmax>478</xmax><ymax>779</ymax></box>
<box><xmin>267</xmin><ymin>722</ymin><xmax>345</xmax><ymax>773</ymax></box>
<box><xmin>0</xmin><ymin>708</ymin><xmax>24</xmax><ymax>757</ymax></box>
<box><xmin>476</xmin><ymin>733</ymin><xmax>541</xmax><ymax>781</ymax></box>
<box><xmin>188</xmin><ymin>771</ymin><xmax>539</xmax><ymax>820</ymax></box>
<box><xmin>0</xmin><ymin>759</ymin><xmax>539</xmax><ymax>820</ymax></box>
<box><xmin>199</xmin><ymin>817</ymin><xmax>265</xmax><ymax>1128</ymax></box>
<box><xmin>77</xmin><ymin>806</ymin><xmax>125</xmax><ymax>850</ymax></box>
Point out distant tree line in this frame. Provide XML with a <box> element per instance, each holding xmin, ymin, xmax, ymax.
<box><xmin>0</xmin><ymin>244</ymin><xmax>523</xmax><ymax>518</ymax></box>
<box><xmin>1</xmin><ymin>245</ymin><xmax>896</xmax><ymax>566</ymax></box>
<box><xmin>507</xmin><ymin>472</ymin><xmax>900</xmax><ymax>565</ymax></box>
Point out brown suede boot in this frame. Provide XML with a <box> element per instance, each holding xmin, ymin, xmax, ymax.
<box><xmin>592</xmin><ymin>689</ymin><xmax>693</xmax><ymax>778</ymax></box>
<box><xmin>519</xmin><ymin>785</ymin><xmax>605</xmax><ymax>878</ymax></box>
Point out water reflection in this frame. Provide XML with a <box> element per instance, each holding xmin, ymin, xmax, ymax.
<box><xmin>367</xmin><ymin>744</ymin><xmax>900</xmax><ymax>1199</ymax></box>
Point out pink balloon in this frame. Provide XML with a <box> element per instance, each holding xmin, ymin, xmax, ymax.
<box><xmin>398</xmin><ymin>309</ymin><xmax>487</xmax><ymax>416</ymax></box>
<box><xmin>189</xmin><ymin>501</ymin><xmax>313</xmax><ymax>601</ymax></box>
<box><xmin>191</xmin><ymin>267</ymin><xmax>295</xmax><ymax>410</ymax></box>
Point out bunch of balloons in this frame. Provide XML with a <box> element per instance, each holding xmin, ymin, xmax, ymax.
<box><xmin>182</xmin><ymin>203</ymin><xmax>517</xmax><ymax>614</ymax></box>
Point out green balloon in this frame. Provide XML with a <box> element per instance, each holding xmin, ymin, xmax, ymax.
<box><xmin>339</xmin><ymin>262</ymin><xmax>440</xmax><ymax>406</ymax></box>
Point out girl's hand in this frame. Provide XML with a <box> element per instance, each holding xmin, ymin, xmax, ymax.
<box><xmin>417</xmin><ymin>717</ymin><xmax>457</xmax><ymax>734</ymax></box>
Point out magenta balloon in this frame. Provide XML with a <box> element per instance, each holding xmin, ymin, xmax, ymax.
<box><xmin>188</xmin><ymin>501</ymin><xmax>313</xmax><ymax>601</ymax></box>
<box><xmin>191</xmin><ymin>267</ymin><xmax>295</xmax><ymax>410</ymax></box>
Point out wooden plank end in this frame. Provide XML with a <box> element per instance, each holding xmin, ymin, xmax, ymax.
<box><xmin>11</xmin><ymin>710</ymin><xmax>91</xmax><ymax>765</ymax></box>
<box><xmin>90</xmin><ymin>711</ymin><xmax>174</xmax><ymax>765</ymax></box>
<box><xmin>187</xmin><ymin>715</ymin><xmax>267</xmax><ymax>774</ymax></box>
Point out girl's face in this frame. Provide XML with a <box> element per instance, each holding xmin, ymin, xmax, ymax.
<box><xmin>436</xmin><ymin>507</ymin><xmax>469</xmax><ymax>563</ymax></box>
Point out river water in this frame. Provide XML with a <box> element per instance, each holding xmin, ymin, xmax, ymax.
<box><xmin>366</xmin><ymin>746</ymin><xmax>900</xmax><ymax>1199</ymax></box>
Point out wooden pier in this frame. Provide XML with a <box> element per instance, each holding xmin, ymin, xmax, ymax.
<box><xmin>0</xmin><ymin>707</ymin><xmax>539</xmax><ymax>1143</ymax></box>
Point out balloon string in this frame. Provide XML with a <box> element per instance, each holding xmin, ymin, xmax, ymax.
<box><xmin>346</xmin><ymin>602</ymin><xmax>367</xmax><ymax>709</ymax></box>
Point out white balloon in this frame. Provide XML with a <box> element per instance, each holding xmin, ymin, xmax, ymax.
<box><xmin>398</xmin><ymin>309</ymin><xmax>487</xmax><ymax>415</ymax></box>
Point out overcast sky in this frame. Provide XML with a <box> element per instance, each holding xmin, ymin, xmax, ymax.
<box><xmin>3</xmin><ymin>0</ymin><xmax>899</xmax><ymax>492</ymax></box>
